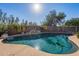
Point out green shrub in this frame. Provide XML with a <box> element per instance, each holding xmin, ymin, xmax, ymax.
<box><xmin>77</xmin><ymin>32</ymin><xmax>79</xmax><ymax>38</ymax></box>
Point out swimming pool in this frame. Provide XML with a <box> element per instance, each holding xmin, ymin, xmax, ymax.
<box><xmin>2</xmin><ymin>33</ymin><xmax>76</xmax><ymax>54</ymax></box>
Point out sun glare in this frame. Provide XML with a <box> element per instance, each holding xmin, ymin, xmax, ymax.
<box><xmin>33</xmin><ymin>4</ymin><xmax>42</xmax><ymax>13</ymax></box>
<box><xmin>34</xmin><ymin>44</ymin><xmax>40</xmax><ymax>50</ymax></box>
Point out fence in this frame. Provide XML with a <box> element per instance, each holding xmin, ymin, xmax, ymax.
<box><xmin>7</xmin><ymin>26</ymin><xmax>79</xmax><ymax>35</ymax></box>
<box><xmin>44</xmin><ymin>26</ymin><xmax>79</xmax><ymax>34</ymax></box>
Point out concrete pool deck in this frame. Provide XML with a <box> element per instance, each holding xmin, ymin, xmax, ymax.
<box><xmin>0</xmin><ymin>35</ymin><xmax>79</xmax><ymax>56</ymax></box>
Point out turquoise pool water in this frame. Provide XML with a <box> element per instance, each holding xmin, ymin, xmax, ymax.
<box><xmin>3</xmin><ymin>33</ymin><xmax>75</xmax><ymax>54</ymax></box>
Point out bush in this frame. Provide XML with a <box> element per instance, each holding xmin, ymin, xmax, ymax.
<box><xmin>7</xmin><ymin>24</ymin><xmax>22</xmax><ymax>35</ymax></box>
<box><xmin>77</xmin><ymin>32</ymin><xmax>79</xmax><ymax>38</ymax></box>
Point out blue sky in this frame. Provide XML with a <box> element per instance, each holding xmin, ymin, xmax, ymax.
<box><xmin>0</xmin><ymin>3</ymin><xmax>79</xmax><ymax>25</ymax></box>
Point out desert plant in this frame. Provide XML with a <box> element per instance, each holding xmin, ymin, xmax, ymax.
<box><xmin>0</xmin><ymin>9</ymin><xmax>28</xmax><ymax>35</ymax></box>
<box><xmin>77</xmin><ymin>32</ymin><xmax>79</xmax><ymax>38</ymax></box>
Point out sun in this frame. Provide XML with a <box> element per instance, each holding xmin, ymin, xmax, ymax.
<box><xmin>33</xmin><ymin>4</ymin><xmax>42</xmax><ymax>13</ymax></box>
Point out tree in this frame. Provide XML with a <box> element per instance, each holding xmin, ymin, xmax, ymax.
<box><xmin>15</xmin><ymin>17</ymin><xmax>19</xmax><ymax>24</ymax></box>
<box><xmin>42</xmin><ymin>10</ymin><xmax>66</xmax><ymax>26</ymax></box>
<box><xmin>65</xmin><ymin>18</ymin><xmax>79</xmax><ymax>26</ymax></box>
<box><xmin>0</xmin><ymin>9</ymin><xmax>8</xmax><ymax>33</ymax></box>
<box><xmin>0</xmin><ymin>9</ymin><xmax>3</xmax><ymax>22</ymax></box>
<box><xmin>2</xmin><ymin>13</ymin><xmax>7</xmax><ymax>23</ymax></box>
<box><xmin>29</xmin><ymin>22</ymin><xmax>33</xmax><ymax>26</ymax></box>
<box><xmin>9</xmin><ymin>15</ymin><xmax>15</xmax><ymax>24</ymax></box>
<box><xmin>25</xmin><ymin>20</ymin><xmax>28</xmax><ymax>25</ymax></box>
<box><xmin>0</xmin><ymin>9</ymin><xmax>23</xmax><ymax>35</ymax></box>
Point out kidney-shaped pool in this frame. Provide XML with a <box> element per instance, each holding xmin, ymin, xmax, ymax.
<box><xmin>2</xmin><ymin>33</ymin><xmax>78</xmax><ymax>54</ymax></box>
